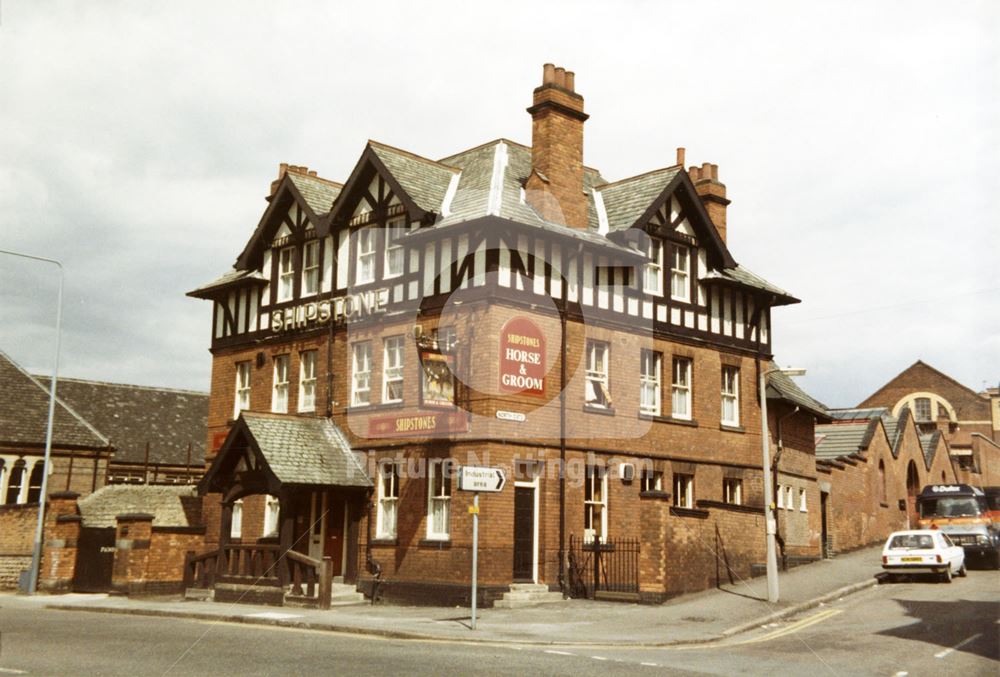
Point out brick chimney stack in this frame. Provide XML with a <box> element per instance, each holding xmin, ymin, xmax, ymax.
<box><xmin>688</xmin><ymin>161</ymin><xmax>731</xmax><ymax>244</ymax></box>
<box><xmin>270</xmin><ymin>163</ymin><xmax>318</xmax><ymax>197</ymax></box>
<box><xmin>525</xmin><ymin>63</ymin><xmax>590</xmax><ymax>229</ymax></box>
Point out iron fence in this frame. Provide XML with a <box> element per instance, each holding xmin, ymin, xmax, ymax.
<box><xmin>567</xmin><ymin>535</ymin><xmax>640</xmax><ymax>598</ymax></box>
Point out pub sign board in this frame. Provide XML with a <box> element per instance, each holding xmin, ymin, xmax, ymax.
<box><xmin>498</xmin><ymin>317</ymin><xmax>546</xmax><ymax>396</ymax></box>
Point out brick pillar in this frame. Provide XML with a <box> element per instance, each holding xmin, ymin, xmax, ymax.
<box><xmin>39</xmin><ymin>491</ymin><xmax>81</xmax><ymax>592</ymax></box>
<box><xmin>112</xmin><ymin>513</ymin><xmax>153</xmax><ymax>596</ymax></box>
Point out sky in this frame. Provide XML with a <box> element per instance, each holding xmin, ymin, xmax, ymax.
<box><xmin>0</xmin><ymin>1</ymin><xmax>997</xmax><ymax>407</ymax></box>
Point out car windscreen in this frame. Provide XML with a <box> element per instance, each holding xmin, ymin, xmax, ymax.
<box><xmin>888</xmin><ymin>534</ymin><xmax>935</xmax><ymax>550</ymax></box>
<box><xmin>918</xmin><ymin>496</ymin><xmax>985</xmax><ymax>519</ymax></box>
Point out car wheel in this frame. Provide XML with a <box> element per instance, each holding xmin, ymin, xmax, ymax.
<box><xmin>958</xmin><ymin>562</ymin><xmax>967</xmax><ymax>577</ymax></box>
<box><xmin>941</xmin><ymin>567</ymin><xmax>952</xmax><ymax>583</ymax></box>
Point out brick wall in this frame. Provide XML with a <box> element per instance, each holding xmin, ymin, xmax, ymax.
<box><xmin>0</xmin><ymin>503</ymin><xmax>37</xmax><ymax>589</ymax></box>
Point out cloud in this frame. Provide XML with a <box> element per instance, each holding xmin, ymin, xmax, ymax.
<box><xmin>0</xmin><ymin>0</ymin><xmax>996</xmax><ymax>404</ymax></box>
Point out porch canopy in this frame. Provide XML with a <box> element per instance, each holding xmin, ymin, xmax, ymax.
<box><xmin>199</xmin><ymin>412</ymin><xmax>371</xmax><ymax>504</ymax></box>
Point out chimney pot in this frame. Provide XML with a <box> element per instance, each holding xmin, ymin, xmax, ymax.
<box><xmin>689</xmin><ymin>165</ymin><xmax>700</xmax><ymax>181</ymax></box>
<box><xmin>565</xmin><ymin>71</ymin><xmax>575</xmax><ymax>91</ymax></box>
<box><xmin>676</xmin><ymin>147</ymin><xmax>686</xmax><ymax>167</ymax></box>
<box><xmin>543</xmin><ymin>63</ymin><xmax>556</xmax><ymax>84</ymax></box>
<box><xmin>701</xmin><ymin>162</ymin><xmax>712</xmax><ymax>179</ymax></box>
<box><xmin>554</xmin><ymin>67</ymin><xmax>566</xmax><ymax>88</ymax></box>
<box><xmin>711</xmin><ymin>163</ymin><xmax>719</xmax><ymax>180</ymax></box>
<box><xmin>308</xmin><ymin>170</ymin><xmax>317</xmax><ymax>177</ymax></box>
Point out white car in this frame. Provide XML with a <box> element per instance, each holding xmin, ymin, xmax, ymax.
<box><xmin>882</xmin><ymin>529</ymin><xmax>966</xmax><ymax>582</ymax></box>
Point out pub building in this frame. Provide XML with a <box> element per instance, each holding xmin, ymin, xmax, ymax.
<box><xmin>188</xmin><ymin>64</ymin><xmax>824</xmax><ymax>606</ymax></box>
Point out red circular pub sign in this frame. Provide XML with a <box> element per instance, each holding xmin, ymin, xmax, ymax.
<box><xmin>498</xmin><ymin>317</ymin><xmax>546</xmax><ymax>396</ymax></box>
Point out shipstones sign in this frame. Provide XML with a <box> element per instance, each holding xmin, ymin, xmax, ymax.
<box><xmin>498</xmin><ymin>317</ymin><xmax>546</xmax><ymax>396</ymax></box>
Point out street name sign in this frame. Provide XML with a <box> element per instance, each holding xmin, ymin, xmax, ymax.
<box><xmin>458</xmin><ymin>466</ymin><xmax>506</xmax><ymax>493</ymax></box>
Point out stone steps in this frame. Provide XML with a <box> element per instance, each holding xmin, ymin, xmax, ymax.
<box><xmin>492</xmin><ymin>583</ymin><xmax>564</xmax><ymax>609</ymax></box>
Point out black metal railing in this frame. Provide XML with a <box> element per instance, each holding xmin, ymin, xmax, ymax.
<box><xmin>567</xmin><ymin>535</ymin><xmax>640</xmax><ymax>598</ymax></box>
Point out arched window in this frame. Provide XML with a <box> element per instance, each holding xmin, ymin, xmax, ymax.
<box><xmin>878</xmin><ymin>460</ymin><xmax>887</xmax><ymax>504</ymax></box>
<box><xmin>5</xmin><ymin>460</ymin><xmax>26</xmax><ymax>504</ymax></box>
<box><xmin>26</xmin><ymin>462</ymin><xmax>45</xmax><ymax>503</ymax></box>
<box><xmin>906</xmin><ymin>460</ymin><xmax>920</xmax><ymax>497</ymax></box>
<box><xmin>913</xmin><ymin>398</ymin><xmax>932</xmax><ymax>422</ymax></box>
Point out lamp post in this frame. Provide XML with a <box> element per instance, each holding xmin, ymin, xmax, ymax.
<box><xmin>759</xmin><ymin>365</ymin><xmax>805</xmax><ymax>604</ymax></box>
<box><xmin>0</xmin><ymin>249</ymin><xmax>64</xmax><ymax>594</ymax></box>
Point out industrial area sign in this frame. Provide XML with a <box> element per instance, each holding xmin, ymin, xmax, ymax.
<box><xmin>458</xmin><ymin>466</ymin><xmax>506</xmax><ymax>493</ymax></box>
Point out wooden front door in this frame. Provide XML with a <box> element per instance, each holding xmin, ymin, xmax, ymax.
<box><xmin>325</xmin><ymin>496</ymin><xmax>345</xmax><ymax>576</ymax></box>
<box><xmin>73</xmin><ymin>527</ymin><xmax>116</xmax><ymax>592</ymax></box>
<box><xmin>513</xmin><ymin>486</ymin><xmax>535</xmax><ymax>582</ymax></box>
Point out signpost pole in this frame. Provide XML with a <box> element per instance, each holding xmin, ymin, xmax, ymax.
<box><xmin>471</xmin><ymin>491</ymin><xmax>479</xmax><ymax>630</ymax></box>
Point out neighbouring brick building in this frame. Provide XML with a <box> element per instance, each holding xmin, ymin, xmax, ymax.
<box><xmin>0</xmin><ymin>350</ymin><xmax>208</xmax><ymax>592</ymax></box>
<box><xmin>815</xmin><ymin>406</ymin><xmax>956</xmax><ymax>556</ymax></box>
<box><xmin>858</xmin><ymin>360</ymin><xmax>999</xmax><ymax>488</ymax></box>
<box><xmin>188</xmin><ymin>64</ymin><xmax>825</xmax><ymax>606</ymax></box>
<box><xmin>0</xmin><ymin>350</ymin><xmax>112</xmax><ymax>589</ymax></box>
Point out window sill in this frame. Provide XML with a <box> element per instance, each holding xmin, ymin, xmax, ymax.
<box><xmin>720</xmin><ymin>424</ymin><xmax>745</xmax><ymax>433</ymax></box>
<box><xmin>670</xmin><ymin>506</ymin><xmax>710</xmax><ymax>519</ymax></box>
<box><xmin>639</xmin><ymin>490</ymin><xmax>671</xmax><ymax>501</ymax></box>
<box><xmin>639</xmin><ymin>413</ymin><xmax>698</xmax><ymax>428</ymax></box>
<box><xmin>346</xmin><ymin>402</ymin><xmax>406</xmax><ymax>414</ymax></box>
<box><xmin>370</xmin><ymin>538</ymin><xmax>398</xmax><ymax>546</ymax></box>
<box><xmin>583</xmin><ymin>404</ymin><xmax>616</xmax><ymax>416</ymax></box>
<box><xmin>418</xmin><ymin>538</ymin><xmax>452</xmax><ymax>549</ymax></box>
<box><xmin>698</xmin><ymin>499</ymin><xmax>764</xmax><ymax>515</ymax></box>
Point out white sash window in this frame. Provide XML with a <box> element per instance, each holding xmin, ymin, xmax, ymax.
<box><xmin>670</xmin><ymin>244</ymin><xmax>690</xmax><ymax>302</ymax></box>
<box><xmin>302</xmin><ymin>240</ymin><xmax>320</xmax><ymax>295</ymax></box>
<box><xmin>721</xmin><ymin>366</ymin><xmax>740</xmax><ymax>426</ymax></box>
<box><xmin>298</xmin><ymin>351</ymin><xmax>317</xmax><ymax>412</ymax></box>
<box><xmin>356</xmin><ymin>227</ymin><xmax>376</xmax><ymax>284</ymax></box>
<box><xmin>234</xmin><ymin>361</ymin><xmax>251</xmax><ymax>418</ymax></box>
<box><xmin>585</xmin><ymin>340</ymin><xmax>611</xmax><ymax>408</ymax></box>
<box><xmin>723</xmin><ymin>478</ymin><xmax>742</xmax><ymax>505</ymax></box>
<box><xmin>376</xmin><ymin>461</ymin><xmax>400</xmax><ymax>539</ymax></box>
<box><xmin>671</xmin><ymin>357</ymin><xmax>692</xmax><ymax>420</ymax></box>
<box><xmin>351</xmin><ymin>342</ymin><xmax>372</xmax><ymax>406</ymax></box>
<box><xmin>640</xmin><ymin>349</ymin><xmax>662</xmax><ymax>415</ymax></box>
<box><xmin>584</xmin><ymin>465</ymin><xmax>607</xmax><ymax>543</ymax></box>
<box><xmin>262</xmin><ymin>495</ymin><xmax>280</xmax><ymax>537</ymax></box>
<box><xmin>230</xmin><ymin>499</ymin><xmax>243</xmax><ymax>539</ymax></box>
<box><xmin>384</xmin><ymin>217</ymin><xmax>406</xmax><ymax>279</ymax></box>
<box><xmin>644</xmin><ymin>239</ymin><xmax>663</xmax><ymax>295</ymax></box>
<box><xmin>426</xmin><ymin>460</ymin><xmax>452</xmax><ymax>540</ymax></box>
<box><xmin>382</xmin><ymin>336</ymin><xmax>405</xmax><ymax>403</ymax></box>
<box><xmin>277</xmin><ymin>246</ymin><xmax>295</xmax><ymax>302</ymax></box>
<box><xmin>272</xmin><ymin>355</ymin><xmax>289</xmax><ymax>413</ymax></box>
<box><xmin>673</xmin><ymin>474</ymin><xmax>694</xmax><ymax>508</ymax></box>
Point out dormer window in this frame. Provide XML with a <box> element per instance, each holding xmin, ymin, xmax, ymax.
<box><xmin>356</xmin><ymin>227</ymin><xmax>376</xmax><ymax>284</ymax></box>
<box><xmin>384</xmin><ymin>217</ymin><xmax>406</xmax><ymax>279</ymax></box>
<box><xmin>277</xmin><ymin>246</ymin><xmax>295</xmax><ymax>302</ymax></box>
<box><xmin>643</xmin><ymin>239</ymin><xmax>663</xmax><ymax>295</ymax></box>
<box><xmin>302</xmin><ymin>240</ymin><xmax>320</xmax><ymax>296</ymax></box>
<box><xmin>670</xmin><ymin>244</ymin><xmax>690</xmax><ymax>302</ymax></box>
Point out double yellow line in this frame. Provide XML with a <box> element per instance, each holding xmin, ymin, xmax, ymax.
<box><xmin>736</xmin><ymin>608</ymin><xmax>843</xmax><ymax>645</ymax></box>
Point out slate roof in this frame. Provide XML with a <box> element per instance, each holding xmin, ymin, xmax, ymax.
<box><xmin>815</xmin><ymin>421</ymin><xmax>875</xmax><ymax>460</ymax></box>
<box><xmin>919</xmin><ymin>431</ymin><xmax>942</xmax><ymax>467</ymax></box>
<box><xmin>78</xmin><ymin>484</ymin><xmax>201</xmax><ymax>528</ymax></box>
<box><xmin>704</xmin><ymin>266</ymin><xmax>799</xmax><ymax>302</ymax></box>
<box><xmin>34</xmin><ymin>376</ymin><xmax>207</xmax><ymax>467</ymax></box>
<box><xmin>598</xmin><ymin>167</ymin><xmax>681</xmax><ymax>232</ymax></box>
<box><xmin>370</xmin><ymin>141</ymin><xmax>458</xmax><ymax>215</ymax></box>
<box><xmin>242</xmin><ymin>412</ymin><xmax>370</xmax><ymax>487</ymax></box>
<box><xmin>0</xmin><ymin>351</ymin><xmax>109</xmax><ymax>450</ymax></box>
<box><xmin>186</xmin><ymin>269</ymin><xmax>267</xmax><ymax>298</ymax></box>
<box><xmin>766</xmin><ymin>363</ymin><xmax>830</xmax><ymax>420</ymax></box>
<box><xmin>286</xmin><ymin>172</ymin><xmax>342</xmax><ymax>215</ymax></box>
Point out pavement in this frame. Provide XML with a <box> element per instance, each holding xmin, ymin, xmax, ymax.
<box><xmin>5</xmin><ymin>545</ymin><xmax>886</xmax><ymax>647</ymax></box>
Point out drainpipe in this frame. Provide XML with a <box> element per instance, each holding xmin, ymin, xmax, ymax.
<box><xmin>558</xmin><ymin>301</ymin><xmax>568</xmax><ymax>595</ymax></box>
